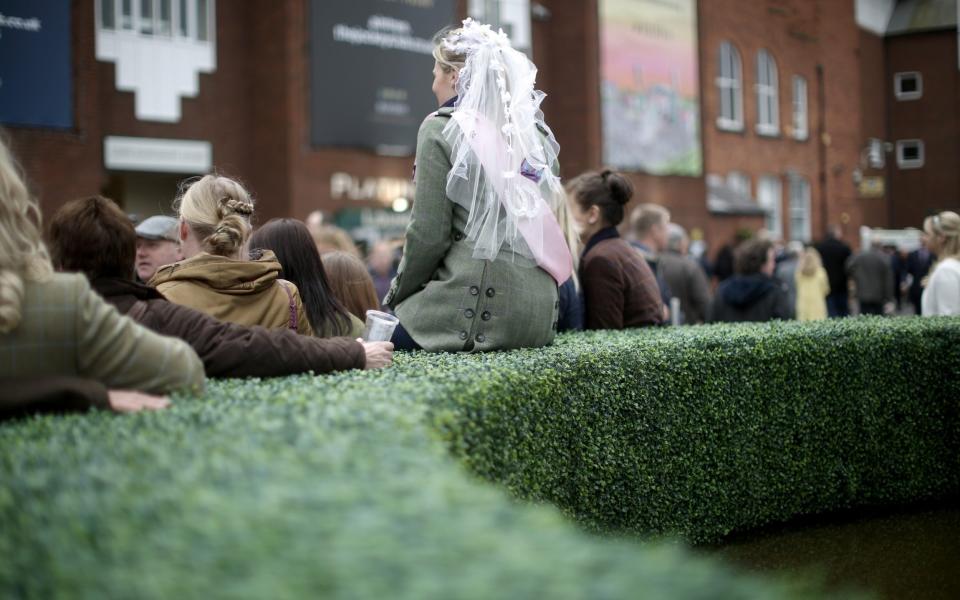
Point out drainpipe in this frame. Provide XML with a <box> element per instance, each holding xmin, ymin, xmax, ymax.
<box><xmin>816</xmin><ymin>63</ymin><xmax>828</xmax><ymax>237</ymax></box>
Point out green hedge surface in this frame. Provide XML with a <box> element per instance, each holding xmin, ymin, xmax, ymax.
<box><xmin>2</xmin><ymin>317</ymin><xmax>957</xmax><ymax>596</ymax></box>
<box><xmin>420</xmin><ymin>317</ymin><xmax>960</xmax><ymax>543</ymax></box>
<box><xmin>1</xmin><ymin>378</ymin><xmax>819</xmax><ymax>598</ymax></box>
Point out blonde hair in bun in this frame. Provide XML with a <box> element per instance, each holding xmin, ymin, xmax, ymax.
<box><xmin>176</xmin><ymin>174</ymin><xmax>255</xmax><ymax>257</ymax></box>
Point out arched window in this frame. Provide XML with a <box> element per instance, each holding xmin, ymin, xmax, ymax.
<box><xmin>716</xmin><ymin>42</ymin><xmax>743</xmax><ymax>131</ymax></box>
<box><xmin>756</xmin><ymin>50</ymin><xmax>779</xmax><ymax>136</ymax></box>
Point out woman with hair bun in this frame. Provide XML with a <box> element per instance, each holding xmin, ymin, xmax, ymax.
<box><xmin>567</xmin><ymin>169</ymin><xmax>663</xmax><ymax>329</ymax></box>
<box><xmin>151</xmin><ymin>174</ymin><xmax>313</xmax><ymax>335</ymax></box>
<box><xmin>921</xmin><ymin>211</ymin><xmax>960</xmax><ymax>316</ymax></box>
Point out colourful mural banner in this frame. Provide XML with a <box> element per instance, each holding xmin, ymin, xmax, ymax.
<box><xmin>599</xmin><ymin>0</ymin><xmax>701</xmax><ymax>176</ymax></box>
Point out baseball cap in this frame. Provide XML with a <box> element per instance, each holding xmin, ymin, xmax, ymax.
<box><xmin>135</xmin><ymin>215</ymin><xmax>179</xmax><ymax>242</ymax></box>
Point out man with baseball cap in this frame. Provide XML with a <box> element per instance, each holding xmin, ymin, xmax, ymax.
<box><xmin>135</xmin><ymin>215</ymin><xmax>182</xmax><ymax>283</ymax></box>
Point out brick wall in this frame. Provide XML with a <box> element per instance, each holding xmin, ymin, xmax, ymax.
<box><xmin>7</xmin><ymin>0</ymin><xmax>264</xmax><ymax>221</ymax></box>
<box><xmin>7</xmin><ymin>0</ymin><xmax>952</xmax><ymax>253</ymax></box>
<box><xmin>7</xmin><ymin>0</ymin><xmax>101</xmax><ymax>221</ymax></box>
<box><xmin>885</xmin><ymin>30</ymin><xmax>960</xmax><ymax>229</ymax></box>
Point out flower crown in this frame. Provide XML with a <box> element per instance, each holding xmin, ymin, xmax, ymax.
<box><xmin>442</xmin><ymin>18</ymin><xmax>511</xmax><ymax>55</ymax></box>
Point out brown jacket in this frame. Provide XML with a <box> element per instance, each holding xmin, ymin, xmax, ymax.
<box><xmin>150</xmin><ymin>250</ymin><xmax>314</xmax><ymax>336</ymax></box>
<box><xmin>93</xmin><ymin>278</ymin><xmax>366</xmax><ymax>377</ymax></box>
<box><xmin>580</xmin><ymin>229</ymin><xmax>664</xmax><ymax>330</ymax></box>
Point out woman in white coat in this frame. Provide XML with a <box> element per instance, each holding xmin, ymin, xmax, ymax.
<box><xmin>921</xmin><ymin>211</ymin><xmax>960</xmax><ymax>316</ymax></box>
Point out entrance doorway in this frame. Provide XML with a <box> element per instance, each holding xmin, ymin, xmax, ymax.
<box><xmin>102</xmin><ymin>171</ymin><xmax>193</xmax><ymax>222</ymax></box>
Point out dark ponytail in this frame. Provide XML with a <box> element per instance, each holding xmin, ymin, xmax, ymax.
<box><xmin>567</xmin><ymin>169</ymin><xmax>634</xmax><ymax>227</ymax></box>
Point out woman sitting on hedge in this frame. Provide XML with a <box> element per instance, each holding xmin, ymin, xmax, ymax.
<box><xmin>567</xmin><ymin>170</ymin><xmax>663</xmax><ymax>330</ymax></box>
<box><xmin>150</xmin><ymin>175</ymin><xmax>313</xmax><ymax>335</ymax></box>
<box><xmin>383</xmin><ymin>19</ymin><xmax>573</xmax><ymax>351</ymax></box>
<box><xmin>921</xmin><ymin>211</ymin><xmax>960</xmax><ymax>316</ymax></box>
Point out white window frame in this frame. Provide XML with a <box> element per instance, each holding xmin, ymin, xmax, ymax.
<box><xmin>758</xmin><ymin>175</ymin><xmax>783</xmax><ymax>239</ymax></box>
<box><xmin>896</xmin><ymin>139</ymin><xmax>925</xmax><ymax>169</ymax></box>
<box><xmin>755</xmin><ymin>50</ymin><xmax>779</xmax><ymax>136</ymax></box>
<box><xmin>894</xmin><ymin>71</ymin><xmax>923</xmax><ymax>101</ymax></box>
<box><xmin>727</xmin><ymin>171</ymin><xmax>751</xmax><ymax>203</ymax></box>
<box><xmin>716</xmin><ymin>42</ymin><xmax>744</xmax><ymax>131</ymax></box>
<box><xmin>97</xmin><ymin>0</ymin><xmax>211</xmax><ymax>41</ymax></box>
<box><xmin>792</xmin><ymin>75</ymin><xmax>808</xmax><ymax>141</ymax></box>
<box><xmin>789</xmin><ymin>175</ymin><xmax>812</xmax><ymax>242</ymax></box>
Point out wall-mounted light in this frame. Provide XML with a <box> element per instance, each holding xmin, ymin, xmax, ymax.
<box><xmin>392</xmin><ymin>197</ymin><xmax>410</xmax><ymax>213</ymax></box>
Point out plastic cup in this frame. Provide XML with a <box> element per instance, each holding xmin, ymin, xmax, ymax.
<box><xmin>363</xmin><ymin>310</ymin><xmax>399</xmax><ymax>342</ymax></box>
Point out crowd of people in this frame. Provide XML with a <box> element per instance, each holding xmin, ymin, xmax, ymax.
<box><xmin>2</xmin><ymin>19</ymin><xmax>958</xmax><ymax>420</ymax></box>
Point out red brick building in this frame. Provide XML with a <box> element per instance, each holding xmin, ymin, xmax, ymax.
<box><xmin>3</xmin><ymin>0</ymin><xmax>958</xmax><ymax>254</ymax></box>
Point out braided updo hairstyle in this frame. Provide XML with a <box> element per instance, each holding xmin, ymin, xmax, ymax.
<box><xmin>176</xmin><ymin>174</ymin><xmax>255</xmax><ymax>257</ymax></box>
<box><xmin>565</xmin><ymin>168</ymin><xmax>634</xmax><ymax>227</ymax></box>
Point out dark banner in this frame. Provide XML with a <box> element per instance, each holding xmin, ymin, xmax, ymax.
<box><xmin>0</xmin><ymin>0</ymin><xmax>72</xmax><ymax>129</ymax></box>
<box><xmin>310</xmin><ymin>0</ymin><xmax>455</xmax><ymax>155</ymax></box>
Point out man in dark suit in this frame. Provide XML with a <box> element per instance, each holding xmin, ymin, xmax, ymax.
<box><xmin>905</xmin><ymin>236</ymin><xmax>936</xmax><ymax>314</ymax></box>
<box><xmin>815</xmin><ymin>224</ymin><xmax>853</xmax><ymax>317</ymax></box>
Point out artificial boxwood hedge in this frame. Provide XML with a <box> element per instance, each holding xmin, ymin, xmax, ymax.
<box><xmin>0</xmin><ymin>376</ymin><xmax>821</xmax><ymax>598</ymax></box>
<box><xmin>2</xmin><ymin>317</ymin><xmax>957</xmax><ymax>596</ymax></box>
<box><xmin>418</xmin><ymin>317</ymin><xmax>960</xmax><ymax>542</ymax></box>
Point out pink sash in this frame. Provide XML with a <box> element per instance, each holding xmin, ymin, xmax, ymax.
<box><xmin>450</xmin><ymin>111</ymin><xmax>573</xmax><ymax>285</ymax></box>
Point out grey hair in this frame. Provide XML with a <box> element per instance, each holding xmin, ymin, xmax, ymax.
<box><xmin>666</xmin><ymin>223</ymin><xmax>687</xmax><ymax>253</ymax></box>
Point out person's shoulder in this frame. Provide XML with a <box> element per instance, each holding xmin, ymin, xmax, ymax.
<box><xmin>935</xmin><ymin>257</ymin><xmax>960</xmax><ymax>276</ymax></box>
<box><xmin>582</xmin><ymin>238</ymin><xmax>620</xmax><ymax>261</ymax></box>
<box><xmin>25</xmin><ymin>272</ymin><xmax>90</xmax><ymax>301</ymax></box>
<box><xmin>418</xmin><ymin>109</ymin><xmax>452</xmax><ymax>135</ymax></box>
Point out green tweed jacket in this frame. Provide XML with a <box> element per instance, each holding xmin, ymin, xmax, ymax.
<box><xmin>384</xmin><ymin>108</ymin><xmax>559</xmax><ymax>351</ymax></box>
<box><xmin>0</xmin><ymin>273</ymin><xmax>205</xmax><ymax>396</ymax></box>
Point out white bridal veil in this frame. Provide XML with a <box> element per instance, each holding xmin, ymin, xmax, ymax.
<box><xmin>440</xmin><ymin>19</ymin><xmax>572</xmax><ymax>284</ymax></box>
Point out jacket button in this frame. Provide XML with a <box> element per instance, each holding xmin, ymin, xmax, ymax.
<box><xmin>555</xmin><ymin>300</ymin><xmax>559</xmax><ymax>309</ymax></box>
<box><xmin>481</xmin><ymin>310</ymin><xmax>491</xmax><ymax>321</ymax></box>
<box><xmin>459</xmin><ymin>330</ymin><xmax>468</xmax><ymax>340</ymax></box>
<box><xmin>485</xmin><ymin>287</ymin><xmax>495</xmax><ymax>298</ymax></box>
<box><xmin>470</xmin><ymin>286</ymin><xmax>480</xmax><ymax>296</ymax></box>
<box><xmin>464</xmin><ymin>308</ymin><xmax>475</xmax><ymax>319</ymax></box>
<box><xmin>454</xmin><ymin>232</ymin><xmax>464</xmax><ymax>242</ymax></box>
<box><xmin>475</xmin><ymin>333</ymin><xmax>485</xmax><ymax>343</ymax></box>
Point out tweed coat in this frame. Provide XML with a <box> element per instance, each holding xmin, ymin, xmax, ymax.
<box><xmin>383</xmin><ymin>107</ymin><xmax>559</xmax><ymax>351</ymax></box>
<box><xmin>0</xmin><ymin>273</ymin><xmax>204</xmax><ymax>395</ymax></box>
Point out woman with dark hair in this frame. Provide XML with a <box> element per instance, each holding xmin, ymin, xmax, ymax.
<box><xmin>706</xmin><ymin>238</ymin><xmax>792</xmax><ymax>323</ymax></box>
<box><xmin>567</xmin><ymin>169</ymin><xmax>663</xmax><ymax>330</ymax></box>
<box><xmin>249</xmin><ymin>218</ymin><xmax>364</xmax><ymax>338</ymax></box>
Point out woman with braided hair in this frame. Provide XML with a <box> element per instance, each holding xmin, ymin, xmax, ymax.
<box><xmin>383</xmin><ymin>19</ymin><xmax>573</xmax><ymax>351</ymax></box>
<box><xmin>151</xmin><ymin>174</ymin><xmax>314</xmax><ymax>335</ymax></box>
